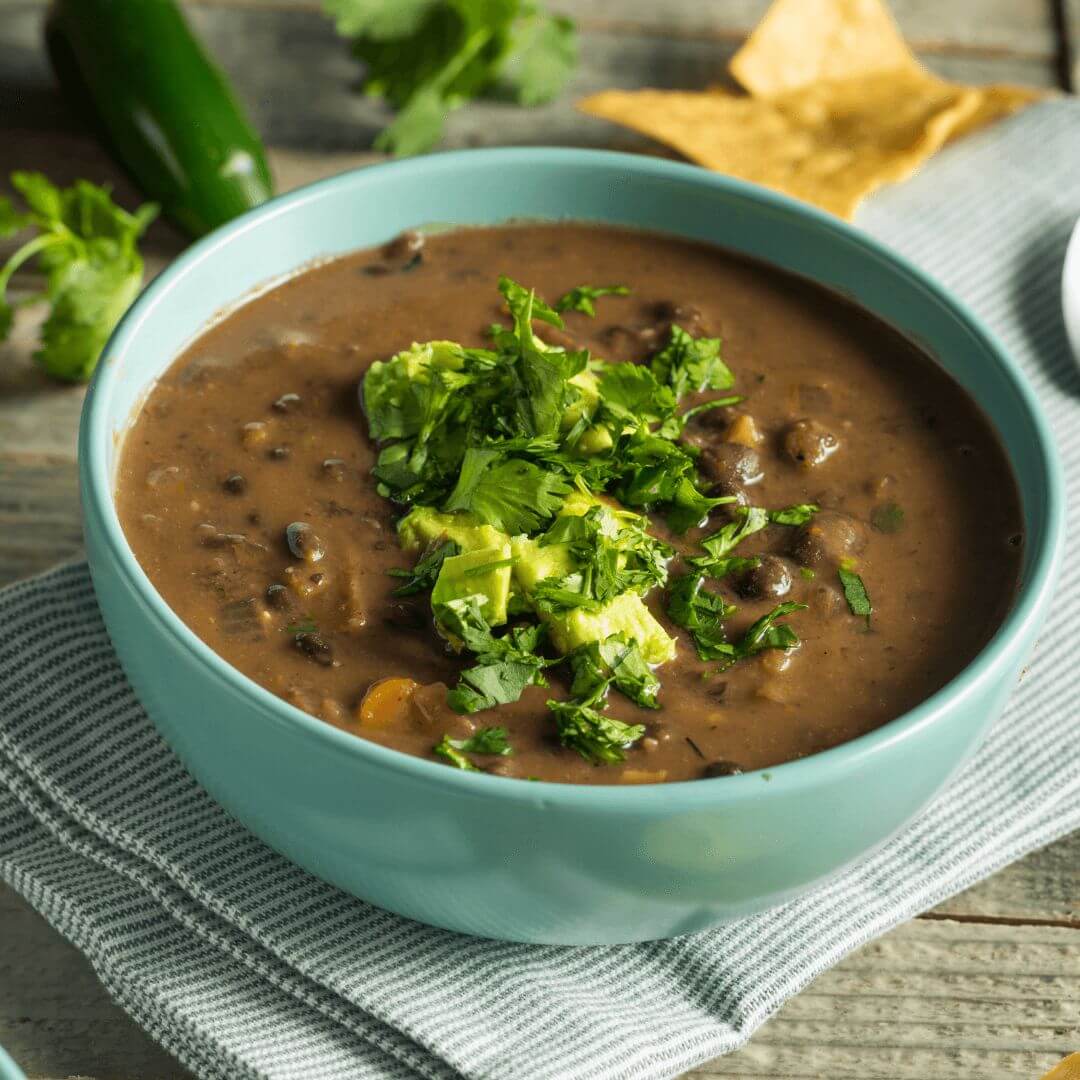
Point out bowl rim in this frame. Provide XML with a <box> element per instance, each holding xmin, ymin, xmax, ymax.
<box><xmin>80</xmin><ymin>146</ymin><xmax>1067</xmax><ymax>811</ymax></box>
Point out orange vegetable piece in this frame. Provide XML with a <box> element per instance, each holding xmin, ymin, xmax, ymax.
<box><xmin>357</xmin><ymin>677</ymin><xmax>421</xmax><ymax>729</ymax></box>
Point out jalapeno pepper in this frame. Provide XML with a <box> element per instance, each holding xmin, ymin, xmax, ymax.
<box><xmin>45</xmin><ymin>0</ymin><xmax>274</xmax><ymax>237</ymax></box>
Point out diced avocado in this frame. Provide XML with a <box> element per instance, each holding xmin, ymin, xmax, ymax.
<box><xmin>395</xmin><ymin>339</ymin><xmax>466</xmax><ymax>377</ymax></box>
<box><xmin>431</xmin><ymin>543</ymin><xmax>512</xmax><ymax>625</ymax></box>
<box><xmin>577</xmin><ymin>425</ymin><xmax>614</xmax><ymax>454</ymax></box>
<box><xmin>510</xmin><ymin>535</ymin><xmax>574</xmax><ymax>593</ymax></box>
<box><xmin>546</xmin><ymin>592</ymin><xmax>676</xmax><ymax>665</ymax></box>
<box><xmin>398</xmin><ymin>506</ymin><xmax>509</xmax><ymax>554</ymax></box>
<box><xmin>562</xmin><ymin>370</ymin><xmax>600</xmax><ymax>431</ymax></box>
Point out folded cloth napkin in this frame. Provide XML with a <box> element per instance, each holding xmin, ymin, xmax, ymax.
<box><xmin>2</xmin><ymin>101</ymin><xmax>1079</xmax><ymax>1080</ymax></box>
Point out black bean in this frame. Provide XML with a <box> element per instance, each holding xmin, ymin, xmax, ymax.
<box><xmin>382</xmin><ymin>229</ymin><xmax>424</xmax><ymax>263</ymax></box>
<box><xmin>322</xmin><ymin>458</ymin><xmax>346</xmax><ymax>481</ymax></box>
<box><xmin>698</xmin><ymin>443</ymin><xmax>763</xmax><ymax>494</ymax></box>
<box><xmin>269</xmin><ymin>446</ymin><xmax>290</xmax><ymax>461</ymax></box>
<box><xmin>285</xmin><ymin>522</ymin><xmax>325</xmax><ymax>563</ymax></box>
<box><xmin>265</xmin><ymin>584</ymin><xmax>292</xmax><ymax>609</ymax></box>
<box><xmin>653</xmin><ymin>300</ymin><xmax>706</xmax><ymax>337</ymax></box>
<box><xmin>736</xmin><ymin>555</ymin><xmax>793</xmax><ymax>600</ymax></box>
<box><xmin>792</xmin><ymin>511</ymin><xmax>868</xmax><ymax>568</ymax></box>
<box><xmin>223</xmin><ymin>473</ymin><xmax>247</xmax><ymax>495</ymax></box>
<box><xmin>272</xmin><ymin>392</ymin><xmax>302</xmax><ymax>413</ymax></box>
<box><xmin>383</xmin><ymin>600</ymin><xmax>426</xmax><ymax>632</ymax></box>
<box><xmin>782</xmin><ymin>419</ymin><xmax>840</xmax><ymax>468</ymax></box>
<box><xmin>702</xmin><ymin>759</ymin><xmax>743</xmax><ymax>778</ymax></box>
<box><xmin>295</xmin><ymin>631</ymin><xmax>333</xmax><ymax>666</ymax></box>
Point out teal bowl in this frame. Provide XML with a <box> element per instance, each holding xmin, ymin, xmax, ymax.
<box><xmin>79</xmin><ymin>149</ymin><xmax>1065</xmax><ymax>945</ymax></box>
<box><xmin>0</xmin><ymin>1046</ymin><xmax>25</xmax><ymax>1080</ymax></box>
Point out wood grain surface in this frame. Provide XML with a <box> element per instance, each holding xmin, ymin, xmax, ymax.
<box><xmin>1</xmin><ymin>1</ymin><xmax>1077</xmax><ymax>1077</ymax></box>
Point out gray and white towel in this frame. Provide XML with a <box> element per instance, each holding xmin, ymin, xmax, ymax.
<box><xmin>1</xmin><ymin>102</ymin><xmax>1079</xmax><ymax>1080</ymax></box>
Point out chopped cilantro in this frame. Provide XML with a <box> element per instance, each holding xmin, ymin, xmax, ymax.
<box><xmin>444</xmin><ymin>448</ymin><xmax>570</xmax><ymax>533</ymax></box>
<box><xmin>434</xmin><ymin>595</ymin><xmax>552</xmax><ymax>713</ymax></box>
<box><xmin>722</xmin><ymin>601</ymin><xmax>807</xmax><ymax>668</ymax></box>
<box><xmin>554</xmin><ymin>283</ymin><xmax>629</xmax><ymax>317</ymax></box>
<box><xmin>548</xmin><ymin>698</ymin><xmax>645</xmax><ymax>764</ymax></box>
<box><xmin>0</xmin><ymin>172</ymin><xmax>157</xmax><ymax>381</ymax></box>
<box><xmin>649</xmin><ymin>324</ymin><xmax>733</xmax><ymax>400</ymax></box>
<box><xmin>388</xmin><ymin>539</ymin><xmax>460</xmax><ymax>595</ymax></box>
<box><xmin>568</xmin><ymin>635</ymin><xmax>660</xmax><ymax>709</ymax></box>
<box><xmin>666</xmin><ymin>572</ymin><xmax>735</xmax><ymax>661</ymax></box>
<box><xmin>839</xmin><ymin>566</ymin><xmax>873</xmax><ymax>620</ymax></box>
<box><xmin>769</xmin><ymin>503</ymin><xmax>819</xmax><ymax>527</ymax></box>
<box><xmin>433</xmin><ymin>726</ymin><xmax>512</xmax><ymax>769</ymax></box>
<box><xmin>283</xmin><ymin>619</ymin><xmax>318</xmax><ymax>635</ymax></box>
<box><xmin>327</xmin><ymin>0</ymin><xmax>577</xmax><ymax>156</ymax></box>
<box><xmin>871</xmin><ymin>502</ymin><xmax>905</xmax><ymax>534</ymax></box>
<box><xmin>799</xmin><ymin>566</ymin><xmax>817</xmax><ymax>581</ymax></box>
<box><xmin>432</xmin><ymin>736</ymin><xmax>479</xmax><ymax>771</ymax></box>
<box><xmin>688</xmin><ymin>506</ymin><xmax>769</xmax><ymax>568</ymax></box>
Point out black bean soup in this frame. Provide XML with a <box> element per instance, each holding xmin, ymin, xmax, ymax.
<box><xmin>117</xmin><ymin>224</ymin><xmax>1023</xmax><ymax>784</ymax></box>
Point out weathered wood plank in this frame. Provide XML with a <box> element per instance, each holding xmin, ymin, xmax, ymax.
<box><xmin>2</xmin><ymin>3</ymin><xmax>1061</xmax><ymax>154</ymax></box>
<box><xmin>0</xmin><ymin>0</ymin><xmax>1061</xmax><ymax>58</ymax></box>
<box><xmin>0</xmin><ymin>885</ymin><xmax>191</xmax><ymax>1080</ymax></box>
<box><xmin>2</xmin><ymin>884</ymin><xmax>1077</xmax><ymax>1080</ymax></box>
<box><xmin>1066</xmin><ymin>0</ymin><xmax>1080</xmax><ymax>89</ymax></box>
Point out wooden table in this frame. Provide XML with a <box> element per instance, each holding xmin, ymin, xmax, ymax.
<box><xmin>2</xmin><ymin>2</ymin><xmax>1078</xmax><ymax>1077</ymax></box>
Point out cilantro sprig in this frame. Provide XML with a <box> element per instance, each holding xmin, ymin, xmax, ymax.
<box><xmin>0</xmin><ymin>172</ymin><xmax>157</xmax><ymax>381</ymax></box>
<box><xmin>554</xmin><ymin>283</ymin><xmax>629</xmax><ymax>317</ymax></box>
<box><xmin>434</xmin><ymin>594</ymin><xmax>553</xmax><ymax>713</ymax></box>
<box><xmin>325</xmin><ymin>0</ymin><xmax>577</xmax><ymax>156</ymax></box>
<box><xmin>434</xmin><ymin>726</ymin><xmax>512</xmax><ymax>770</ymax></box>
<box><xmin>388</xmin><ymin>539</ymin><xmax>460</xmax><ymax>595</ymax></box>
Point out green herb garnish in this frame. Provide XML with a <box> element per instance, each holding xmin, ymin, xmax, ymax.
<box><xmin>388</xmin><ymin>539</ymin><xmax>460</xmax><ymax>595</ymax></box>
<box><xmin>554</xmin><ymin>283</ymin><xmax>630</xmax><ymax>317</ymax></box>
<box><xmin>434</xmin><ymin>594</ymin><xmax>552</xmax><ymax>713</ymax></box>
<box><xmin>433</xmin><ymin>726</ymin><xmax>513</xmax><ymax>770</ymax></box>
<box><xmin>839</xmin><ymin>566</ymin><xmax>873</xmax><ymax>620</ymax></box>
<box><xmin>688</xmin><ymin>507</ymin><xmax>769</xmax><ymax>568</ymax></box>
<box><xmin>568</xmin><ymin>635</ymin><xmax>661</xmax><ymax>710</ymax></box>
<box><xmin>0</xmin><ymin>172</ymin><xmax>157</xmax><ymax>381</ymax></box>
<box><xmin>326</xmin><ymin>0</ymin><xmax>577</xmax><ymax>156</ymax></box>
<box><xmin>666</xmin><ymin>573</ymin><xmax>736</xmax><ymax>661</ymax></box>
<box><xmin>720</xmin><ymin>602</ymin><xmax>807</xmax><ymax>668</ymax></box>
<box><xmin>649</xmin><ymin>324</ymin><xmax>734</xmax><ymax>399</ymax></box>
<box><xmin>769</xmin><ymin>503</ymin><xmax>819</xmax><ymax>526</ymax></box>
<box><xmin>283</xmin><ymin>619</ymin><xmax>318</xmax><ymax>635</ymax></box>
<box><xmin>871</xmin><ymin>502</ymin><xmax>905</xmax><ymax>534</ymax></box>
<box><xmin>547</xmin><ymin>698</ymin><xmax>645</xmax><ymax>764</ymax></box>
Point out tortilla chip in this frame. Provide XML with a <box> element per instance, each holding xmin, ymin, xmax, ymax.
<box><xmin>730</xmin><ymin>0</ymin><xmax>1047</xmax><ymax>145</ymax></box>
<box><xmin>730</xmin><ymin>0</ymin><xmax>916</xmax><ymax>97</ymax></box>
<box><xmin>579</xmin><ymin>73</ymin><xmax>980</xmax><ymax>220</ymax></box>
<box><xmin>947</xmin><ymin>83</ymin><xmax>1049</xmax><ymax>141</ymax></box>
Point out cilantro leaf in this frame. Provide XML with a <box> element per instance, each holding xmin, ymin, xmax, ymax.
<box><xmin>433</xmin><ymin>725</ymin><xmax>513</xmax><ymax>769</ymax></box>
<box><xmin>332</xmin><ymin>0</ymin><xmax>577</xmax><ymax>156</ymax></box>
<box><xmin>434</xmin><ymin>595</ymin><xmax>551</xmax><ymax>713</ymax></box>
<box><xmin>443</xmin><ymin>447</ymin><xmax>571</xmax><ymax>533</ymax></box>
<box><xmin>666</xmin><ymin>572</ymin><xmax>735</xmax><ymax>661</ymax></box>
<box><xmin>388</xmin><ymin>539</ymin><xmax>460</xmax><ymax>595</ymax></box>
<box><xmin>769</xmin><ymin>503</ymin><xmax>819</xmax><ymax>527</ymax></box>
<box><xmin>649</xmin><ymin>325</ymin><xmax>733</xmax><ymax>400</ymax></box>
<box><xmin>720</xmin><ymin>601</ymin><xmax>807</xmax><ymax>669</ymax></box>
<box><xmin>568</xmin><ymin>635</ymin><xmax>661</xmax><ymax>710</ymax></box>
<box><xmin>325</xmin><ymin>0</ymin><xmax>440</xmax><ymax>39</ymax></box>
<box><xmin>0</xmin><ymin>173</ymin><xmax>157</xmax><ymax>381</ymax></box>
<box><xmin>597</xmin><ymin>363</ymin><xmax>675</xmax><ymax>423</ymax></box>
<box><xmin>688</xmin><ymin>506</ymin><xmax>769</xmax><ymax>567</ymax></box>
<box><xmin>547</xmin><ymin>698</ymin><xmax>645</xmax><ymax>764</ymax></box>
<box><xmin>553</xmin><ymin>283</ymin><xmax>629</xmax><ymax>317</ymax></box>
<box><xmin>495</xmin><ymin>8</ymin><xmax>577</xmax><ymax>106</ymax></box>
<box><xmin>839</xmin><ymin>566</ymin><xmax>873</xmax><ymax>620</ymax></box>
<box><xmin>433</xmin><ymin>736</ymin><xmax>480</xmax><ymax>770</ymax></box>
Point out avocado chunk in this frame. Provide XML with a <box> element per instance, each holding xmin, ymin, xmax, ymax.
<box><xmin>545</xmin><ymin>592</ymin><xmax>676</xmax><ymax>665</ymax></box>
<box><xmin>431</xmin><ymin>543</ymin><xmax>513</xmax><ymax>625</ymax></box>
<box><xmin>398</xmin><ymin>506</ymin><xmax>510</xmax><ymax>554</ymax></box>
<box><xmin>510</xmin><ymin>535</ymin><xmax>574</xmax><ymax>593</ymax></box>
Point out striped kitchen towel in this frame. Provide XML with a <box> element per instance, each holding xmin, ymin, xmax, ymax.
<box><xmin>1</xmin><ymin>101</ymin><xmax>1079</xmax><ymax>1080</ymax></box>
